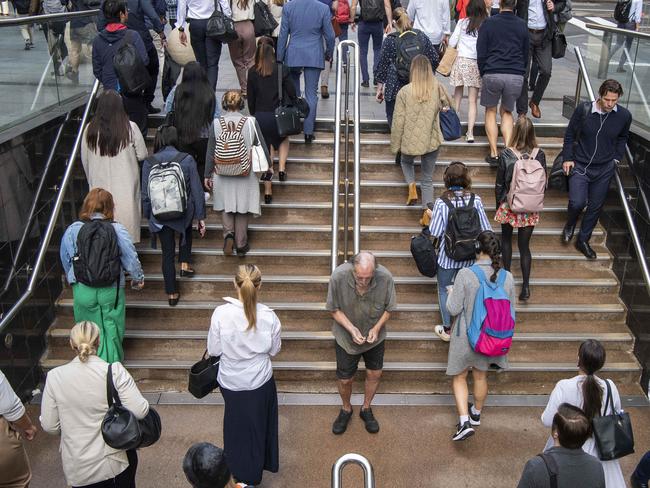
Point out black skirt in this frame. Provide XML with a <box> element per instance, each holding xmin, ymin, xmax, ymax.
<box><xmin>255</xmin><ymin>110</ymin><xmax>286</xmax><ymax>151</ymax></box>
<box><xmin>221</xmin><ymin>376</ymin><xmax>279</xmax><ymax>485</ymax></box>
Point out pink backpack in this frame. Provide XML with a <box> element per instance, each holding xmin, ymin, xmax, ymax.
<box><xmin>507</xmin><ymin>148</ymin><xmax>546</xmax><ymax>213</ymax></box>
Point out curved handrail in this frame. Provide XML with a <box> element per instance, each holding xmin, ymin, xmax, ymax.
<box><xmin>0</xmin><ymin>80</ymin><xmax>100</xmax><ymax>334</ymax></box>
<box><xmin>0</xmin><ymin>10</ymin><xmax>99</xmax><ymax>26</ymax></box>
<box><xmin>331</xmin><ymin>453</ymin><xmax>375</xmax><ymax>488</ymax></box>
<box><xmin>584</xmin><ymin>22</ymin><xmax>650</xmax><ymax>41</ymax></box>
<box><xmin>573</xmin><ymin>46</ymin><xmax>650</xmax><ymax>296</ymax></box>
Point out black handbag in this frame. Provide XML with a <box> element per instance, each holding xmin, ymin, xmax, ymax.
<box><xmin>551</xmin><ymin>30</ymin><xmax>567</xmax><ymax>59</ymax></box>
<box><xmin>253</xmin><ymin>0</ymin><xmax>278</xmax><ymax>37</ymax></box>
<box><xmin>188</xmin><ymin>350</ymin><xmax>220</xmax><ymax>399</ymax></box>
<box><xmin>206</xmin><ymin>0</ymin><xmax>238</xmax><ymax>43</ymax></box>
<box><xmin>548</xmin><ymin>153</ymin><xmax>570</xmax><ymax>192</ymax></box>
<box><xmin>101</xmin><ymin>364</ymin><xmax>162</xmax><ymax>450</ymax></box>
<box><xmin>410</xmin><ymin>227</ymin><xmax>438</xmax><ymax>278</ymax></box>
<box><xmin>592</xmin><ymin>379</ymin><xmax>635</xmax><ymax>461</ymax></box>
<box><xmin>274</xmin><ymin>64</ymin><xmax>303</xmax><ymax>137</ymax></box>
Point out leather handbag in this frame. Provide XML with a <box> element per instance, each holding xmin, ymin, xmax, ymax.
<box><xmin>274</xmin><ymin>64</ymin><xmax>303</xmax><ymax>137</ymax></box>
<box><xmin>436</xmin><ymin>45</ymin><xmax>457</xmax><ymax>77</ymax></box>
<box><xmin>439</xmin><ymin>108</ymin><xmax>462</xmax><ymax>141</ymax></box>
<box><xmin>250</xmin><ymin>123</ymin><xmax>269</xmax><ymax>173</ymax></box>
<box><xmin>253</xmin><ymin>0</ymin><xmax>278</xmax><ymax>37</ymax></box>
<box><xmin>101</xmin><ymin>364</ymin><xmax>162</xmax><ymax>450</ymax></box>
<box><xmin>552</xmin><ymin>30</ymin><xmax>567</xmax><ymax>59</ymax></box>
<box><xmin>548</xmin><ymin>153</ymin><xmax>570</xmax><ymax>192</ymax></box>
<box><xmin>206</xmin><ymin>0</ymin><xmax>238</xmax><ymax>43</ymax></box>
<box><xmin>592</xmin><ymin>379</ymin><xmax>635</xmax><ymax>461</ymax></box>
<box><xmin>188</xmin><ymin>350</ymin><xmax>220</xmax><ymax>399</ymax></box>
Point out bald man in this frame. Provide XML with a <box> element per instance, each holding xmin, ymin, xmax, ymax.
<box><xmin>326</xmin><ymin>252</ymin><xmax>397</xmax><ymax>435</ymax></box>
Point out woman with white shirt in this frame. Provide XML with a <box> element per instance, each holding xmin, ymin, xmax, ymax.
<box><xmin>541</xmin><ymin>339</ymin><xmax>626</xmax><ymax>487</ymax></box>
<box><xmin>40</xmin><ymin>321</ymin><xmax>149</xmax><ymax>488</ymax></box>
<box><xmin>229</xmin><ymin>0</ymin><xmax>256</xmax><ymax>96</ymax></box>
<box><xmin>207</xmin><ymin>264</ymin><xmax>281</xmax><ymax>486</ymax></box>
<box><xmin>448</xmin><ymin>0</ymin><xmax>487</xmax><ymax>143</ymax></box>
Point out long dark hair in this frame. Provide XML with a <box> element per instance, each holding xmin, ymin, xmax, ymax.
<box><xmin>85</xmin><ymin>90</ymin><xmax>132</xmax><ymax>157</ymax></box>
<box><xmin>578</xmin><ymin>339</ymin><xmax>606</xmax><ymax>421</ymax></box>
<box><xmin>476</xmin><ymin>230</ymin><xmax>501</xmax><ymax>283</ymax></box>
<box><xmin>465</xmin><ymin>0</ymin><xmax>488</xmax><ymax>36</ymax></box>
<box><xmin>254</xmin><ymin>37</ymin><xmax>275</xmax><ymax>78</ymax></box>
<box><xmin>174</xmin><ymin>62</ymin><xmax>215</xmax><ymax>147</ymax></box>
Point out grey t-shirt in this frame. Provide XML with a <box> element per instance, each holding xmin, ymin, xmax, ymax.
<box><xmin>517</xmin><ymin>447</ymin><xmax>605</xmax><ymax>488</ymax></box>
<box><xmin>325</xmin><ymin>263</ymin><xmax>397</xmax><ymax>355</ymax></box>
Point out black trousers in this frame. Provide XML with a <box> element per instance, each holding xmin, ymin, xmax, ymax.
<box><xmin>158</xmin><ymin>224</ymin><xmax>193</xmax><ymax>294</ymax></box>
<box><xmin>73</xmin><ymin>450</ymin><xmax>137</xmax><ymax>488</ymax></box>
<box><xmin>187</xmin><ymin>18</ymin><xmax>223</xmax><ymax>90</ymax></box>
<box><xmin>516</xmin><ymin>30</ymin><xmax>552</xmax><ymax>114</ymax></box>
<box><xmin>144</xmin><ymin>45</ymin><xmax>159</xmax><ymax>106</ymax></box>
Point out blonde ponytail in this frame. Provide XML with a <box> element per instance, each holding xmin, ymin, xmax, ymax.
<box><xmin>235</xmin><ymin>265</ymin><xmax>262</xmax><ymax>331</ymax></box>
<box><xmin>69</xmin><ymin>321</ymin><xmax>100</xmax><ymax>362</ymax></box>
<box><xmin>393</xmin><ymin>7</ymin><xmax>413</xmax><ymax>32</ymax></box>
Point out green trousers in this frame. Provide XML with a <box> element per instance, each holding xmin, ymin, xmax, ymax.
<box><xmin>72</xmin><ymin>283</ymin><xmax>126</xmax><ymax>363</ymax></box>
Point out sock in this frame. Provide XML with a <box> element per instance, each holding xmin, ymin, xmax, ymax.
<box><xmin>471</xmin><ymin>405</ymin><xmax>481</xmax><ymax>416</ymax></box>
<box><xmin>459</xmin><ymin>415</ymin><xmax>469</xmax><ymax>425</ymax></box>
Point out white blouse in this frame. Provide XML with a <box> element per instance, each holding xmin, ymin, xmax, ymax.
<box><xmin>449</xmin><ymin>18</ymin><xmax>478</xmax><ymax>60</ymax></box>
<box><xmin>207</xmin><ymin>297</ymin><xmax>282</xmax><ymax>391</ymax></box>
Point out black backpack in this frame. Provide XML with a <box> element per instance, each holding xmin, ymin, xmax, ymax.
<box><xmin>614</xmin><ymin>0</ymin><xmax>632</xmax><ymax>23</ymax></box>
<box><xmin>113</xmin><ymin>30</ymin><xmax>151</xmax><ymax>96</ymax></box>
<box><xmin>73</xmin><ymin>220</ymin><xmax>122</xmax><ymax>288</ymax></box>
<box><xmin>361</xmin><ymin>0</ymin><xmax>384</xmax><ymax>22</ymax></box>
<box><xmin>411</xmin><ymin>228</ymin><xmax>438</xmax><ymax>277</ymax></box>
<box><xmin>395</xmin><ymin>30</ymin><xmax>424</xmax><ymax>83</ymax></box>
<box><xmin>442</xmin><ymin>193</ymin><xmax>482</xmax><ymax>262</ymax></box>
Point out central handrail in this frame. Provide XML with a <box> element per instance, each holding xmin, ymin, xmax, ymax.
<box><xmin>0</xmin><ymin>10</ymin><xmax>99</xmax><ymax>26</ymax></box>
<box><xmin>331</xmin><ymin>40</ymin><xmax>361</xmax><ymax>273</ymax></box>
<box><xmin>331</xmin><ymin>453</ymin><xmax>375</xmax><ymax>488</ymax></box>
<box><xmin>0</xmin><ymin>80</ymin><xmax>100</xmax><ymax>334</ymax></box>
<box><xmin>573</xmin><ymin>46</ymin><xmax>650</xmax><ymax>296</ymax></box>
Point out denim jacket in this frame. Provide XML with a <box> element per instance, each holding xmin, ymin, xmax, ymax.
<box><xmin>60</xmin><ymin>213</ymin><xmax>145</xmax><ymax>287</ymax></box>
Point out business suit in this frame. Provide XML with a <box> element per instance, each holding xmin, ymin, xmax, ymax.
<box><xmin>277</xmin><ymin>0</ymin><xmax>335</xmax><ymax>137</ymax></box>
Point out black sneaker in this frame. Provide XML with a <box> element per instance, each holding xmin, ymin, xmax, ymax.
<box><xmin>361</xmin><ymin>81</ymin><xmax>369</xmax><ymax>88</ymax></box>
<box><xmin>332</xmin><ymin>408</ymin><xmax>353</xmax><ymax>435</ymax></box>
<box><xmin>485</xmin><ymin>155</ymin><xmax>499</xmax><ymax>168</ymax></box>
<box><xmin>452</xmin><ymin>421</ymin><xmax>475</xmax><ymax>441</ymax></box>
<box><xmin>468</xmin><ymin>403</ymin><xmax>481</xmax><ymax>426</ymax></box>
<box><xmin>359</xmin><ymin>407</ymin><xmax>380</xmax><ymax>433</ymax></box>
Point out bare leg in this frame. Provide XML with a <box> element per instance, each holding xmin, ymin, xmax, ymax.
<box><xmin>471</xmin><ymin>369</ymin><xmax>488</xmax><ymax>410</ymax></box>
<box><xmin>278</xmin><ymin>138</ymin><xmax>289</xmax><ymax>173</ymax></box>
<box><xmin>485</xmin><ymin>107</ymin><xmax>499</xmax><ymax>158</ymax></box>
<box><xmin>362</xmin><ymin>369</ymin><xmax>382</xmax><ymax>409</ymax></box>
<box><xmin>467</xmin><ymin>87</ymin><xmax>479</xmax><ymax>137</ymax></box>
<box><xmin>453</xmin><ymin>85</ymin><xmax>463</xmax><ymax>113</ymax></box>
<box><xmin>500</xmin><ymin>107</ymin><xmax>514</xmax><ymax>148</ymax></box>
<box><xmin>452</xmin><ymin>369</ymin><xmax>470</xmax><ymax>416</ymax></box>
<box><xmin>338</xmin><ymin>378</ymin><xmax>354</xmax><ymax>412</ymax></box>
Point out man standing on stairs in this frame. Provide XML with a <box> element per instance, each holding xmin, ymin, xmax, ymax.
<box><xmin>326</xmin><ymin>251</ymin><xmax>396</xmax><ymax>435</ymax></box>
<box><xmin>561</xmin><ymin>79</ymin><xmax>632</xmax><ymax>260</ymax></box>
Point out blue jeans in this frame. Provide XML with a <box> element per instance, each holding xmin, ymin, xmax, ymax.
<box><xmin>437</xmin><ymin>267</ymin><xmax>459</xmax><ymax>327</ymax></box>
<box><xmin>358</xmin><ymin>20</ymin><xmax>383</xmax><ymax>83</ymax></box>
<box><xmin>290</xmin><ymin>66</ymin><xmax>321</xmax><ymax>136</ymax></box>
<box><xmin>400</xmin><ymin>149</ymin><xmax>439</xmax><ymax>208</ymax></box>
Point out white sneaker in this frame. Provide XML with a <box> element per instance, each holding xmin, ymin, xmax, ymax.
<box><xmin>434</xmin><ymin>325</ymin><xmax>450</xmax><ymax>342</ymax></box>
<box><xmin>465</xmin><ymin>133</ymin><xmax>474</xmax><ymax>143</ymax></box>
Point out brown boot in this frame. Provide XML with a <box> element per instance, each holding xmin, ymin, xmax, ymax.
<box><xmin>407</xmin><ymin>182</ymin><xmax>418</xmax><ymax>206</ymax></box>
<box><xmin>419</xmin><ymin>209</ymin><xmax>431</xmax><ymax>227</ymax></box>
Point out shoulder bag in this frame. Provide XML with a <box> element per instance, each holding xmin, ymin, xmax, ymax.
<box><xmin>548</xmin><ymin>101</ymin><xmax>590</xmax><ymax>191</ymax></box>
<box><xmin>274</xmin><ymin>64</ymin><xmax>304</xmax><ymax>137</ymax></box>
<box><xmin>592</xmin><ymin>379</ymin><xmax>635</xmax><ymax>461</ymax></box>
<box><xmin>436</xmin><ymin>21</ymin><xmax>461</xmax><ymax>77</ymax></box>
<box><xmin>101</xmin><ymin>364</ymin><xmax>162</xmax><ymax>450</ymax></box>
<box><xmin>188</xmin><ymin>349</ymin><xmax>221</xmax><ymax>398</ymax></box>
<box><xmin>537</xmin><ymin>453</ymin><xmax>559</xmax><ymax>488</ymax></box>
<box><xmin>206</xmin><ymin>0</ymin><xmax>238</xmax><ymax>42</ymax></box>
<box><xmin>551</xmin><ymin>28</ymin><xmax>567</xmax><ymax>59</ymax></box>
<box><xmin>250</xmin><ymin>121</ymin><xmax>270</xmax><ymax>173</ymax></box>
<box><xmin>253</xmin><ymin>0</ymin><xmax>279</xmax><ymax>37</ymax></box>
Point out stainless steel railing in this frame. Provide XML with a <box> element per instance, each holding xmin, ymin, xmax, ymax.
<box><xmin>331</xmin><ymin>40</ymin><xmax>361</xmax><ymax>273</ymax></box>
<box><xmin>0</xmin><ymin>80</ymin><xmax>100</xmax><ymax>333</ymax></box>
<box><xmin>0</xmin><ymin>10</ymin><xmax>99</xmax><ymax>26</ymax></box>
<box><xmin>331</xmin><ymin>453</ymin><xmax>375</xmax><ymax>488</ymax></box>
<box><xmin>573</xmin><ymin>46</ymin><xmax>650</xmax><ymax>296</ymax></box>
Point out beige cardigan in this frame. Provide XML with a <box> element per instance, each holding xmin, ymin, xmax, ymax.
<box><xmin>40</xmin><ymin>356</ymin><xmax>149</xmax><ymax>487</ymax></box>
<box><xmin>390</xmin><ymin>79</ymin><xmax>453</xmax><ymax>156</ymax></box>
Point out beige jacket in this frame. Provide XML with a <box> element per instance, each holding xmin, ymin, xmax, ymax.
<box><xmin>390</xmin><ymin>79</ymin><xmax>453</xmax><ymax>156</ymax></box>
<box><xmin>40</xmin><ymin>356</ymin><xmax>149</xmax><ymax>487</ymax></box>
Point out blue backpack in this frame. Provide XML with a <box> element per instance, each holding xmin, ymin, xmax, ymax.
<box><xmin>466</xmin><ymin>265</ymin><xmax>515</xmax><ymax>357</ymax></box>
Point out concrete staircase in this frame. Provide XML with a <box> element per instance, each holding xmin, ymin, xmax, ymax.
<box><xmin>42</xmin><ymin>120</ymin><xmax>642</xmax><ymax>396</ymax></box>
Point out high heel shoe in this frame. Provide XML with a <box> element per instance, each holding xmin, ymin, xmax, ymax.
<box><xmin>264</xmin><ymin>194</ymin><xmax>273</xmax><ymax>204</ymax></box>
<box><xmin>168</xmin><ymin>292</ymin><xmax>180</xmax><ymax>307</ymax></box>
<box><xmin>406</xmin><ymin>182</ymin><xmax>418</xmax><ymax>206</ymax></box>
<box><xmin>519</xmin><ymin>284</ymin><xmax>530</xmax><ymax>301</ymax></box>
<box><xmin>279</xmin><ymin>171</ymin><xmax>286</xmax><ymax>182</ymax></box>
<box><xmin>180</xmin><ymin>268</ymin><xmax>195</xmax><ymax>277</ymax></box>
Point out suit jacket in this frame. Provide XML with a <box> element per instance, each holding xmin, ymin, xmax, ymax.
<box><xmin>515</xmin><ymin>0</ymin><xmax>555</xmax><ymax>41</ymax></box>
<box><xmin>276</xmin><ymin>0</ymin><xmax>335</xmax><ymax>69</ymax></box>
<box><xmin>40</xmin><ymin>356</ymin><xmax>149</xmax><ymax>487</ymax></box>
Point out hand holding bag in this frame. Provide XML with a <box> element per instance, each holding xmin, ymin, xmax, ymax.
<box><xmin>206</xmin><ymin>0</ymin><xmax>238</xmax><ymax>43</ymax></box>
<box><xmin>592</xmin><ymin>379</ymin><xmax>635</xmax><ymax>461</ymax></box>
<box><xmin>439</xmin><ymin>108</ymin><xmax>462</xmax><ymax>141</ymax></box>
<box><xmin>551</xmin><ymin>29</ymin><xmax>567</xmax><ymax>59</ymax></box>
<box><xmin>188</xmin><ymin>350</ymin><xmax>221</xmax><ymax>399</ymax></box>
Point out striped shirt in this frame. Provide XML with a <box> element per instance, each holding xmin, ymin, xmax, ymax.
<box><xmin>428</xmin><ymin>191</ymin><xmax>492</xmax><ymax>269</ymax></box>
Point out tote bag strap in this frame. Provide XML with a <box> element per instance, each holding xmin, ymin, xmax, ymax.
<box><xmin>602</xmin><ymin>379</ymin><xmax>615</xmax><ymax>416</ymax></box>
<box><xmin>106</xmin><ymin>363</ymin><xmax>123</xmax><ymax>408</ymax></box>
<box><xmin>277</xmin><ymin>63</ymin><xmax>283</xmax><ymax>105</ymax></box>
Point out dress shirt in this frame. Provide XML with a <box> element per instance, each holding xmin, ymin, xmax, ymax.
<box><xmin>406</xmin><ymin>0</ymin><xmax>450</xmax><ymax>45</ymax></box>
<box><xmin>176</xmin><ymin>0</ymin><xmax>232</xmax><ymax>29</ymax></box>
<box><xmin>0</xmin><ymin>370</ymin><xmax>24</xmax><ymax>422</ymax></box>
<box><xmin>207</xmin><ymin>297</ymin><xmax>282</xmax><ymax>391</ymax></box>
<box><xmin>527</xmin><ymin>0</ymin><xmax>547</xmax><ymax>29</ymax></box>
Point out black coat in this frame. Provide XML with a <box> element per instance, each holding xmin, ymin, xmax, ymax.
<box><xmin>515</xmin><ymin>0</ymin><xmax>556</xmax><ymax>41</ymax></box>
<box><xmin>495</xmin><ymin>147</ymin><xmax>547</xmax><ymax>206</ymax></box>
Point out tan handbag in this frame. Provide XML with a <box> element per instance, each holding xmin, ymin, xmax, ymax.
<box><xmin>436</xmin><ymin>45</ymin><xmax>457</xmax><ymax>77</ymax></box>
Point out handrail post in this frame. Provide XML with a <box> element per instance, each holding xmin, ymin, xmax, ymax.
<box><xmin>352</xmin><ymin>43</ymin><xmax>361</xmax><ymax>256</ymax></box>
<box><xmin>331</xmin><ymin>453</ymin><xmax>375</xmax><ymax>488</ymax></box>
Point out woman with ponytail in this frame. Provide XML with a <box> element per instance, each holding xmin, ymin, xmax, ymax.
<box><xmin>541</xmin><ymin>339</ymin><xmax>625</xmax><ymax>486</ymax></box>
<box><xmin>40</xmin><ymin>321</ymin><xmax>149</xmax><ymax>488</ymax></box>
<box><xmin>207</xmin><ymin>264</ymin><xmax>281</xmax><ymax>486</ymax></box>
<box><xmin>444</xmin><ymin>230</ymin><xmax>515</xmax><ymax>441</ymax></box>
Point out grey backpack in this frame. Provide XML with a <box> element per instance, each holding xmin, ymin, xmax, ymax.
<box><xmin>147</xmin><ymin>152</ymin><xmax>187</xmax><ymax>221</ymax></box>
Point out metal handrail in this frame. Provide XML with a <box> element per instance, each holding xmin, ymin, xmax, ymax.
<box><xmin>584</xmin><ymin>22</ymin><xmax>650</xmax><ymax>41</ymax></box>
<box><xmin>0</xmin><ymin>10</ymin><xmax>99</xmax><ymax>26</ymax></box>
<box><xmin>331</xmin><ymin>40</ymin><xmax>361</xmax><ymax>273</ymax></box>
<box><xmin>573</xmin><ymin>46</ymin><xmax>650</xmax><ymax>296</ymax></box>
<box><xmin>331</xmin><ymin>453</ymin><xmax>375</xmax><ymax>488</ymax></box>
<box><xmin>0</xmin><ymin>80</ymin><xmax>100</xmax><ymax>334</ymax></box>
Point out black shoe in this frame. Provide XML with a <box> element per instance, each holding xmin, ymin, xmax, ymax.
<box><xmin>485</xmin><ymin>155</ymin><xmax>499</xmax><ymax>168</ymax></box>
<box><xmin>519</xmin><ymin>284</ymin><xmax>530</xmax><ymax>301</ymax></box>
<box><xmin>180</xmin><ymin>268</ymin><xmax>195</xmax><ymax>277</ymax></box>
<box><xmin>468</xmin><ymin>403</ymin><xmax>481</xmax><ymax>426</ymax></box>
<box><xmin>24</xmin><ymin>41</ymin><xmax>31</xmax><ymax>50</ymax></box>
<box><xmin>304</xmin><ymin>134</ymin><xmax>314</xmax><ymax>144</ymax></box>
<box><xmin>168</xmin><ymin>292</ymin><xmax>180</xmax><ymax>307</ymax></box>
<box><xmin>236</xmin><ymin>243</ymin><xmax>250</xmax><ymax>257</ymax></box>
<box><xmin>395</xmin><ymin>150</ymin><xmax>401</xmax><ymax>166</ymax></box>
<box><xmin>264</xmin><ymin>194</ymin><xmax>272</xmax><ymax>204</ymax></box>
<box><xmin>359</xmin><ymin>407</ymin><xmax>380</xmax><ymax>433</ymax></box>
<box><xmin>361</xmin><ymin>81</ymin><xmax>369</xmax><ymax>88</ymax></box>
<box><xmin>332</xmin><ymin>408</ymin><xmax>353</xmax><ymax>435</ymax></box>
<box><xmin>616</xmin><ymin>66</ymin><xmax>627</xmax><ymax>73</ymax></box>
<box><xmin>562</xmin><ymin>223</ymin><xmax>575</xmax><ymax>243</ymax></box>
<box><xmin>278</xmin><ymin>171</ymin><xmax>286</xmax><ymax>182</ymax></box>
<box><xmin>576</xmin><ymin>240</ymin><xmax>597</xmax><ymax>260</ymax></box>
<box><xmin>147</xmin><ymin>104</ymin><xmax>161</xmax><ymax>114</ymax></box>
<box><xmin>452</xmin><ymin>420</ymin><xmax>475</xmax><ymax>441</ymax></box>
<box><xmin>223</xmin><ymin>232</ymin><xmax>235</xmax><ymax>255</ymax></box>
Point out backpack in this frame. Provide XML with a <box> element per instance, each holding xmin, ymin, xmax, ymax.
<box><xmin>442</xmin><ymin>193</ymin><xmax>482</xmax><ymax>262</ymax></box>
<box><xmin>410</xmin><ymin>228</ymin><xmax>438</xmax><ymax>277</ymax></box>
<box><xmin>213</xmin><ymin>117</ymin><xmax>251</xmax><ymax>177</ymax></box>
<box><xmin>147</xmin><ymin>152</ymin><xmax>188</xmax><ymax>221</ymax></box>
<box><xmin>336</xmin><ymin>0</ymin><xmax>351</xmax><ymax>23</ymax></box>
<box><xmin>506</xmin><ymin>148</ymin><xmax>546</xmax><ymax>213</ymax></box>
<box><xmin>360</xmin><ymin>0</ymin><xmax>384</xmax><ymax>22</ymax></box>
<box><xmin>395</xmin><ymin>30</ymin><xmax>424</xmax><ymax>83</ymax></box>
<box><xmin>73</xmin><ymin>220</ymin><xmax>122</xmax><ymax>288</ymax></box>
<box><xmin>614</xmin><ymin>0</ymin><xmax>631</xmax><ymax>23</ymax></box>
<box><xmin>113</xmin><ymin>30</ymin><xmax>151</xmax><ymax>96</ymax></box>
<box><xmin>466</xmin><ymin>265</ymin><xmax>515</xmax><ymax>357</ymax></box>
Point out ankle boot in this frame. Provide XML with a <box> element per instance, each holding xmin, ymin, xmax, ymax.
<box><xmin>419</xmin><ymin>209</ymin><xmax>431</xmax><ymax>227</ymax></box>
<box><xmin>407</xmin><ymin>182</ymin><xmax>418</xmax><ymax>205</ymax></box>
